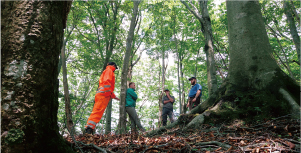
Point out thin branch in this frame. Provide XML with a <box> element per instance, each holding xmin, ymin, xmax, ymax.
<box><xmin>267</xmin><ymin>24</ymin><xmax>290</xmax><ymax>40</ymax></box>
<box><xmin>75</xmin><ymin>26</ymin><xmax>97</xmax><ymax>44</ymax></box>
<box><xmin>69</xmin><ymin>63</ymin><xmax>101</xmax><ymax>76</ymax></box>
<box><xmin>195</xmin><ymin>141</ymin><xmax>232</xmax><ymax>149</ymax></box>
<box><xmin>73</xmin><ymin>80</ymin><xmax>98</xmax><ymax>116</ymax></box>
<box><xmin>180</xmin><ymin>0</ymin><xmax>204</xmax><ymax>24</ymax></box>
<box><xmin>131</xmin><ymin>50</ymin><xmax>143</xmax><ymax>67</ymax></box>
<box><xmin>267</xmin><ymin>27</ymin><xmax>296</xmax><ymax>80</ymax></box>
<box><xmin>136</xmin><ymin>9</ymin><xmax>142</xmax><ymax>34</ymax></box>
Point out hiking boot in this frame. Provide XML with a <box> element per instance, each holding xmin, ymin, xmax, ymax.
<box><xmin>85</xmin><ymin>127</ymin><xmax>93</xmax><ymax>135</ymax></box>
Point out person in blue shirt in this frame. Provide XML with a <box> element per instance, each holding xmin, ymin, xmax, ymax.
<box><xmin>187</xmin><ymin>77</ymin><xmax>202</xmax><ymax>110</ymax></box>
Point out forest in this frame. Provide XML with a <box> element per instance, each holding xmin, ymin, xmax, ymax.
<box><xmin>1</xmin><ymin>0</ymin><xmax>300</xmax><ymax>153</ymax></box>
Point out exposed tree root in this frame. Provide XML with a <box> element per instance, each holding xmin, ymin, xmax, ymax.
<box><xmin>195</xmin><ymin>141</ymin><xmax>231</xmax><ymax>149</ymax></box>
<box><xmin>147</xmin><ymin>77</ymin><xmax>300</xmax><ymax>137</ymax></box>
<box><xmin>279</xmin><ymin>88</ymin><xmax>300</xmax><ymax>118</ymax></box>
<box><xmin>65</xmin><ymin>115</ymin><xmax>300</xmax><ymax>153</ymax></box>
<box><xmin>146</xmin><ymin>82</ymin><xmax>226</xmax><ymax>136</ymax></box>
<box><xmin>183</xmin><ymin>114</ymin><xmax>205</xmax><ymax>131</ymax></box>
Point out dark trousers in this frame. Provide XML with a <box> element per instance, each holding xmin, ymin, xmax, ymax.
<box><xmin>162</xmin><ymin>107</ymin><xmax>174</xmax><ymax>126</ymax></box>
<box><xmin>188</xmin><ymin>96</ymin><xmax>201</xmax><ymax>110</ymax></box>
<box><xmin>125</xmin><ymin>107</ymin><xmax>145</xmax><ymax>132</ymax></box>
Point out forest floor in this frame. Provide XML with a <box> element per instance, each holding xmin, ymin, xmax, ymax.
<box><xmin>65</xmin><ymin>116</ymin><xmax>300</xmax><ymax>153</ymax></box>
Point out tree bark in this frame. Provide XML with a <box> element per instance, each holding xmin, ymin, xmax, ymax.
<box><xmin>283</xmin><ymin>1</ymin><xmax>300</xmax><ymax>64</ymax></box>
<box><xmin>289</xmin><ymin>0</ymin><xmax>300</xmax><ymax>24</ymax></box>
<box><xmin>181</xmin><ymin>0</ymin><xmax>218</xmax><ymax>96</ymax></box>
<box><xmin>118</xmin><ymin>0</ymin><xmax>140</xmax><ymax>134</ymax></box>
<box><xmin>105</xmin><ymin>99</ymin><xmax>112</xmax><ymax>134</ymax></box>
<box><xmin>1</xmin><ymin>1</ymin><xmax>73</xmax><ymax>152</ymax></box>
<box><xmin>58</xmin><ymin>26</ymin><xmax>74</xmax><ymax>74</ymax></box>
<box><xmin>226</xmin><ymin>0</ymin><xmax>300</xmax><ymax>117</ymax></box>
<box><xmin>179</xmin><ymin>41</ymin><xmax>187</xmax><ymax>114</ymax></box>
<box><xmin>227</xmin><ymin>1</ymin><xmax>280</xmax><ymax>89</ymax></box>
<box><xmin>199</xmin><ymin>1</ymin><xmax>218</xmax><ymax>96</ymax></box>
<box><xmin>194</xmin><ymin>47</ymin><xmax>200</xmax><ymax>77</ymax></box>
<box><xmin>173</xmin><ymin>9</ymin><xmax>182</xmax><ymax>114</ymax></box>
<box><xmin>61</xmin><ymin>36</ymin><xmax>75</xmax><ymax>135</ymax></box>
<box><xmin>158</xmin><ymin>13</ymin><xmax>167</xmax><ymax>127</ymax></box>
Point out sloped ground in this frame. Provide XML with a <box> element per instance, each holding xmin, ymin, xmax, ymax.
<box><xmin>65</xmin><ymin>116</ymin><xmax>300</xmax><ymax>153</ymax></box>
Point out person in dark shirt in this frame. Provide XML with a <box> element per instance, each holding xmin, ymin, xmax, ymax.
<box><xmin>162</xmin><ymin>89</ymin><xmax>175</xmax><ymax>126</ymax></box>
<box><xmin>187</xmin><ymin>77</ymin><xmax>202</xmax><ymax>110</ymax></box>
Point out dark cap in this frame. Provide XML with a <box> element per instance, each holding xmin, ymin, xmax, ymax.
<box><xmin>164</xmin><ymin>89</ymin><xmax>169</xmax><ymax>92</ymax></box>
<box><xmin>108</xmin><ymin>62</ymin><xmax>118</xmax><ymax>69</ymax></box>
<box><xmin>188</xmin><ymin>77</ymin><xmax>196</xmax><ymax>81</ymax></box>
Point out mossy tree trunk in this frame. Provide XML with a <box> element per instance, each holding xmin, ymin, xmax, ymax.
<box><xmin>225</xmin><ymin>0</ymin><xmax>299</xmax><ymax>118</ymax></box>
<box><xmin>1</xmin><ymin>1</ymin><xmax>73</xmax><ymax>152</ymax></box>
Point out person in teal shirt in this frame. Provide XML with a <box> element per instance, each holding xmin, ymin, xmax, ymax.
<box><xmin>125</xmin><ymin>82</ymin><xmax>145</xmax><ymax>133</ymax></box>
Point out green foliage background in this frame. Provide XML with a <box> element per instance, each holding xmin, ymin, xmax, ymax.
<box><xmin>57</xmin><ymin>0</ymin><xmax>300</xmax><ymax>135</ymax></box>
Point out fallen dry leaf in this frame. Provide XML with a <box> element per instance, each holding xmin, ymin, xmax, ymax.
<box><xmin>286</xmin><ymin>141</ymin><xmax>295</xmax><ymax>149</ymax></box>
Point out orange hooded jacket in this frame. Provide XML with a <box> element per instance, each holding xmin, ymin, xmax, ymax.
<box><xmin>96</xmin><ymin>65</ymin><xmax>117</xmax><ymax>99</ymax></box>
<box><xmin>85</xmin><ymin>65</ymin><xmax>118</xmax><ymax>130</ymax></box>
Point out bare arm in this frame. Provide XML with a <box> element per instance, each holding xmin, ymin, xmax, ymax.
<box><xmin>192</xmin><ymin>89</ymin><xmax>201</xmax><ymax>102</ymax></box>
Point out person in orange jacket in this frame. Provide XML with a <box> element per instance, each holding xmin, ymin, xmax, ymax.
<box><xmin>85</xmin><ymin>62</ymin><xmax>120</xmax><ymax>134</ymax></box>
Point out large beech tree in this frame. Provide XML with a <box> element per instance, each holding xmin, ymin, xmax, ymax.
<box><xmin>1</xmin><ymin>1</ymin><xmax>74</xmax><ymax>152</ymax></box>
<box><xmin>147</xmin><ymin>0</ymin><xmax>300</xmax><ymax>136</ymax></box>
<box><xmin>118</xmin><ymin>0</ymin><xmax>141</xmax><ymax>133</ymax></box>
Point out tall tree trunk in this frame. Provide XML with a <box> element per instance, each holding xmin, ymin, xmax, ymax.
<box><xmin>289</xmin><ymin>0</ymin><xmax>300</xmax><ymax>24</ymax></box>
<box><xmin>127</xmin><ymin>64</ymin><xmax>133</xmax><ymax>87</ymax></box>
<box><xmin>159</xmin><ymin>55</ymin><xmax>165</xmax><ymax>127</ymax></box>
<box><xmin>174</xmin><ymin>16</ymin><xmax>182</xmax><ymax>114</ymax></box>
<box><xmin>118</xmin><ymin>0</ymin><xmax>140</xmax><ymax>134</ymax></box>
<box><xmin>226</xmin><ymin>0</ymin><xmax>299</xmax><ymax>117</ymax></box>
<box><xmin>227</xmin><ymin>1</ymin><xmax>282</xmax><ymax>89</ymax></box>
<box><xmin>157</xmin><ymin>64</ymin><xmax>161</xmax><ymax>127</ymax></box>
<box><xmin>181</xmin><ymin>0</ymin><xmax>218</xmax><ymax>96</ymax></box>
<box><xmin>158</xmin><ymin>15</ymin><xmax>167</xmax><ymax>127</ymax></box>
<box><xmin>58</xmin><ymin>26</ymin><xmax>74</xmax><ymax>75</ymax></box>
<box><xmin>283</xmin><ymin>1</ymin><xmax>300</xmax><ymax>64</ymax></box>
<box><xmin>177</xmin><ymin>58</ymin><xmax>182</xmax><ymax>114</ymax></box>
<box><xmin>105</xmin><ymin>72</ymin><xmax>119</xmax><ymax>134</ymax></box>
<box><xmin>199</xmin><ymin>1</ymin><xmax>218</xmax><ymax>96</ymax></box>
<box><xmin>180</xmin><ymin>60</ymin><xmax>187</xmax><ymax>114</ymax></box>
<box><xmin>1</xmin><ymin>1</ymin><xmax>73</xmax><ymax>152</ymax></box>
<box><xmin>194</xmin><ymin>48</ymin><xmax>200</xmax><ymax>77</ymax></box>
<box><xmin>105</xmin><ymin>99</ymin><xmax>112</xmax><ymax>134</ymax></box>
<box><xmin>61</xmin><ymin>37</ymin><xmax>75</xmax><ymax>135</ymax></box>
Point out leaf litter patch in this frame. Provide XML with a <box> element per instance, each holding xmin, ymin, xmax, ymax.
<box><xmin>65</xmin><ymin>117</ymin><xmax>300</xmax><ymax>153</ymax></box>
